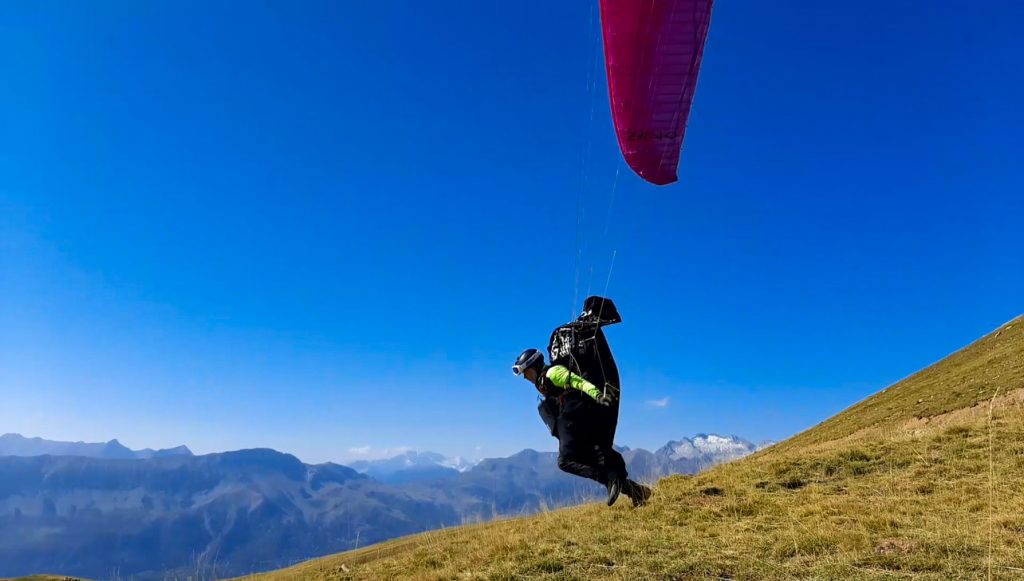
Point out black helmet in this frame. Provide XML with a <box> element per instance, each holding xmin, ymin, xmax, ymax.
<box><xmin>512</xmin><ymin>348</ymin><xmax>544</xmax><ymax>377</ymax></box>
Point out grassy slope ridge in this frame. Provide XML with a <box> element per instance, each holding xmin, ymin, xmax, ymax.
<box><xmin>248</xmin><ymin>316</ymin><xmax>1024</xmax><ymax>579</ymax></box>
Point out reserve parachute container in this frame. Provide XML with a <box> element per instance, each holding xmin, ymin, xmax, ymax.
<box><xmin>548</xmin><ymin>296</ymin><xmax>622</xmax><ymax>403</ymax></box>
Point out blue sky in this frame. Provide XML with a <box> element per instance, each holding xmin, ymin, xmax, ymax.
<box><xmin>2</xmin><ymin>1</ymin><xmax>1021</xmax><ymax>464</ymax></box>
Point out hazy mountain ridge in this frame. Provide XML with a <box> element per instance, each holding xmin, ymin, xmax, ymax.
<box><xmin>0</xmin><ymin>433</ymin><xmax>194</xmax><ymax>460</ymax></box>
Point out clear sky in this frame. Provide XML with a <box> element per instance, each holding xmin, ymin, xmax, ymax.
<box><xmin>2</xmin><ymin>1</ymin><xmax>1021</xmax><ymax>464</ymax></box>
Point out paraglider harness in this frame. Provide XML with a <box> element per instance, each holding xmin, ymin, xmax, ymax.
<box><xmin>538</xmin><ymin>296</ymin><xmax>622</xmax><ymax>436</ymax></box>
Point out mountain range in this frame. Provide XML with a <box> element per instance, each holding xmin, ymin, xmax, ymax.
<box><xmin>0</xmin><ymin>433</ymin><xmax>766</xmax><ymax>579</ymax></box>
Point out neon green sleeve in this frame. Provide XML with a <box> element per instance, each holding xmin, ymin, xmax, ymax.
<box><xmin>546</xmin><ymin>365</ymin><xmax>602</xmax><ymax>401</ymax></box>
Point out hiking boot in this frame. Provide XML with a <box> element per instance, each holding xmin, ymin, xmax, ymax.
<box><xmin>624</xmin><ymin>480</ymin><xmax>652</xmax><ymax>507</ymax></box>
<box><xmin>606</xmin><ymin>478</ymin><xmax>622</xmax><ymax>506</ymax></box>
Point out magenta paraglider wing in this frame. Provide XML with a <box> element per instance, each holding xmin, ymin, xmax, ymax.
<box><xmin>601</xmin><ymin>0</ymin><xmax>713</xmax><ymax>186</ymax></box>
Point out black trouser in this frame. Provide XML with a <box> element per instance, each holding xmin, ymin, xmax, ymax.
<box><xmin>555</xmin><ymin>394</ymin><xmax>626</xmax><ymax>486</ymax></box>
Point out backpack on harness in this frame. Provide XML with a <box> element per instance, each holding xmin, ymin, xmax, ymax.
<box><xmin>547</xmin><ymin>296</ymin><xmax>622</xmax><ymax>402</ymax></box>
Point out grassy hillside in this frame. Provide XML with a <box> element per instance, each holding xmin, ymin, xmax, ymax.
<box><xmin>248</xmin><ymin>316</ymin><xmax>1024</xmax><ymax>580</ymax></box>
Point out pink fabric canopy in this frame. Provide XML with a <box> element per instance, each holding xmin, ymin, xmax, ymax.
<box><xmin>601</xmin><ymin>0</ymin><xmax>713</xmax><ymax>185</ymax></box>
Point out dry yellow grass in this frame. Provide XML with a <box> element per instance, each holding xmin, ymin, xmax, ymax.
<box><xmin>244</xmin><ymin>316</ymin><xmax>1024</xmax><ymax>580</ymax></box>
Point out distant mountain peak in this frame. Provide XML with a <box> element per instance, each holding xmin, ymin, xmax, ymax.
<box><xmin>655</xmin><ymin>434</ymin><xmax>757</xmax><ymax>462</ymax></box>
<box><xmin>347</xmin><ymin>448</ymin><xmax>482</xmax><ymax>485</ymax></box>
<box><xmin>441</xmin><ymin>455</ymin><xmax>476</xmax><ymax>472</ymax></box>
<box><xmin>0</xmin><ymin>433</ymin><xmax>193</xmax><ymax>460</ymax></box>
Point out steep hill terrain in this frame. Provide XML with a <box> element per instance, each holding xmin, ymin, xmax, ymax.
<box><xmin>249</xmin><ymin>316</ymin><xmax>1024</xmax><ymax>579</ymax></box>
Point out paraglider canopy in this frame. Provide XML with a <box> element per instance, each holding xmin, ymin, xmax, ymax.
<box><xmin>601</xmin><ymin>0</ymin><xmax>714</xmax><ymax>185</ymax></box>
